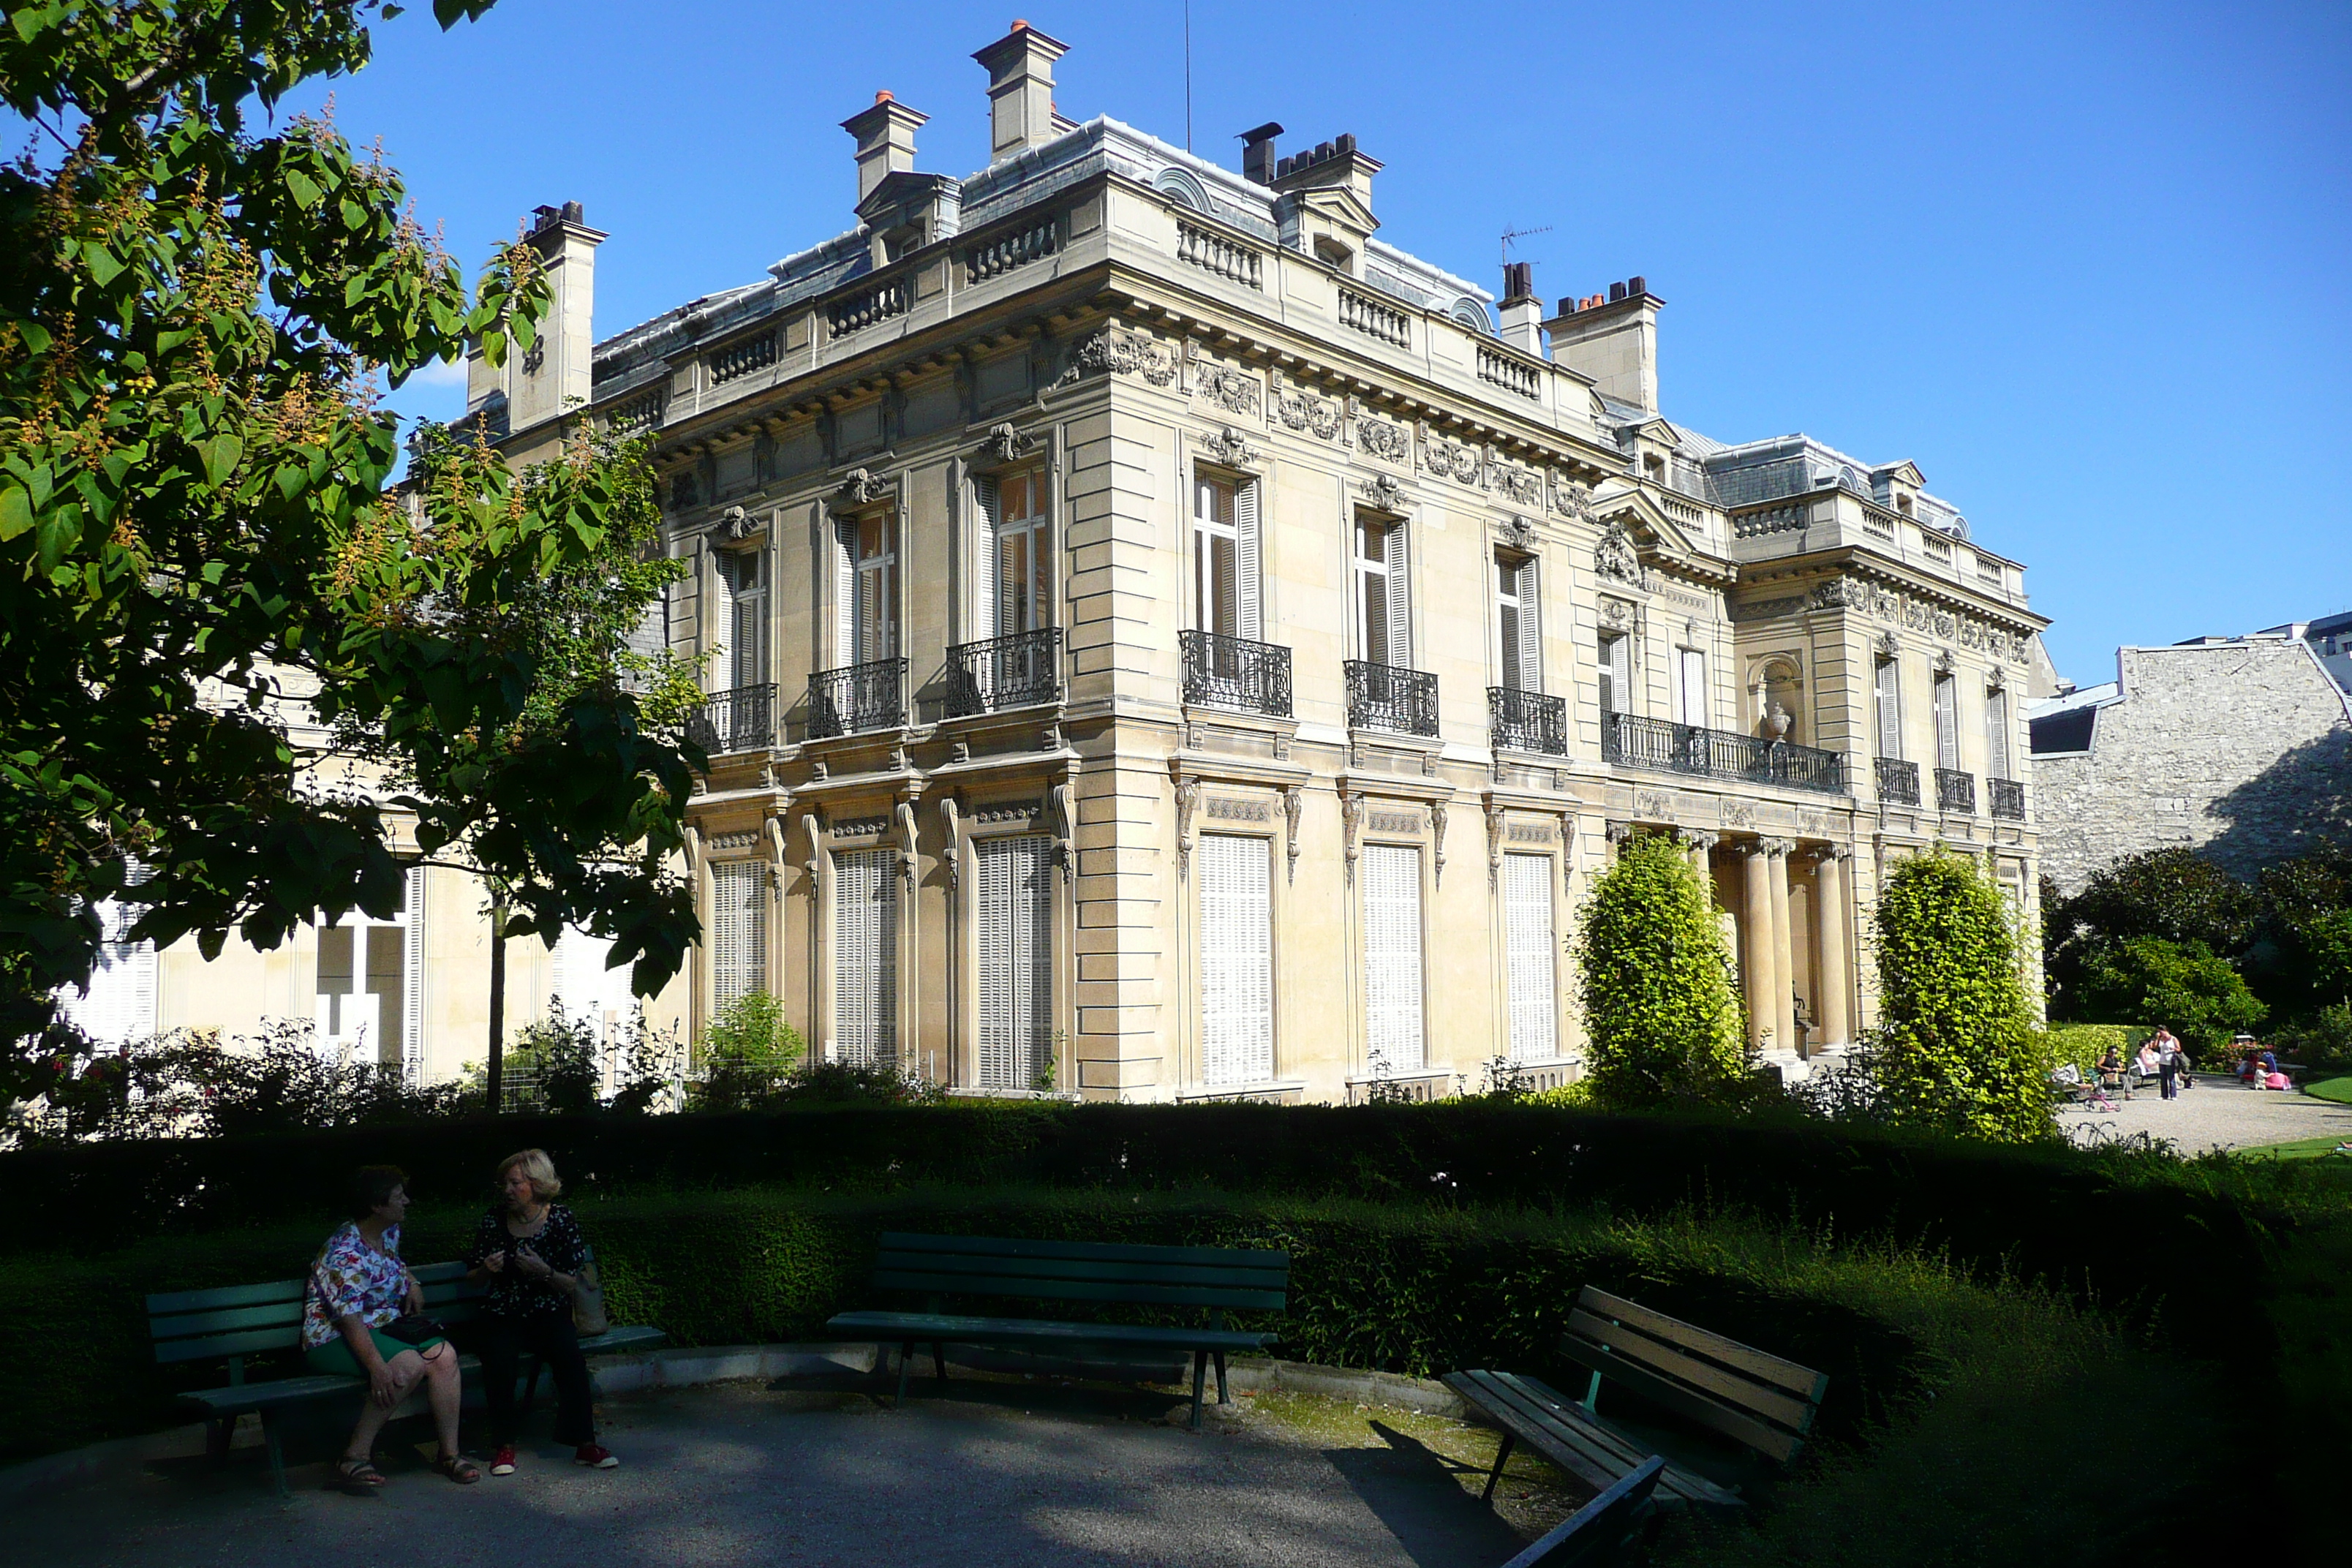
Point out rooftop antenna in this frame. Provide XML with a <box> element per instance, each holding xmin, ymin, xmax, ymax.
<box><xmin>1183</xmin><ymin>0</ymin><xmax>1193</xmax><ymax>151</ymax></box>
<box><xmin>1501</xmin><ymin>225</ymin><xmax>1553</xmax><ymax>271</ymax></box>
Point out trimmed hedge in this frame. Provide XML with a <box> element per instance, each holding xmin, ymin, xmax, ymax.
<box><xmin>0</xmin><ymin>1104</ymin><xmax>2276</xmax><ymax>1338</ymax></box>
<box><xmin>0</xmin><ymin>1186</ymin><xmax>1947</xmax><ymax>1467</ymax></box>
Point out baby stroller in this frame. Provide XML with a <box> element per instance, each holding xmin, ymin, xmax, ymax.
<box><xmin>2051</xmin><ymin>1064</ymin><xmax>2121</xmax><ymax>1113</ymax></box>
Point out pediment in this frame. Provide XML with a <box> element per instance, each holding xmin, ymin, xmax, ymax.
<box><xmin>1875</xmin><ymin>460</ymin><xmax>1925</xmax><ymax>487</ymax></box>
<box><xmin>1294</xmin><ymin>184</ymin><xmax>1380</xmax><ymax>238</ymax></box>
<box><xmin>1591</xmin><ymin>488</ymin><xmax>1703</xmax><ymax>562</ymax></box>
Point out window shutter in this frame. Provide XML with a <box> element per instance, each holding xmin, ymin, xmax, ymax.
<box><xmin>1503</xmin><ymin>852</ymin><xmax>1557</xmax><ymax>1063</ymax></box>
<box><xmin>1934</xmin><ymin>675</ymin><xmax>1959</xmax><ymax>770</ymax></box>
<box><xmin>974</xmin><ymin>475</ymin><xmax>1002</xmax><ymax>638</ymax></box>
<box><xmin>1361</xmin><ymin>843</ymin><xmax>1425</xmax><ymax>1071</ymax></box>
<box><xmin>1198</xmin><ymin>834</ymin><xmax>1273</xmax><ymax>1087</ymax></box>
<box><xmin>1602</xmin><ymin>633</ymin><xmax>1632</xmax><ymax>717</ymax></box>
<box><xmin>712</xmin><ymin>862</ymin><xmax>767</xmax><ymax>1009</ymax></box>
<box><xmin>1514</xmin><ymin>559</ymin><xmax>1542</xmax><ymax>693</ymax></box>
<box><xmin>833</xmin><ymin>848</ymin><xmax>897</xmax><ymax>1067</ymax></box>
<box><xmin>727</xmin><ymin>549</ymin><xmax>766</xmax><ymax>691</ymax></box>
<box><xmin>978</xmin><ymin>834</ymin><xmax>1053</xmax><ymax>1088</ymax></box>
<box><xmin>1382</xmin><ymin>523</ymin><xmax>1411</xmax><ymax>668</ymax></box>
<box><xmin>401</xmin><ymin>865</ymin><xmax>425</xmax><ymax>1083</ymax></box>
<box><xmin>1235</xmin><ymin>480</ymin><xmax>1262</xmax><ymax>641</ymax></box>
<box><xmin>1875</xmin><ymin>659</ymin><xmax>1901</xmax><ymax>758</ymax></box>
<box><xmin>1677</xmin><ymin>648</ymin><xmax>1705</xmax><ymax>728</ymax></box>
<box><xmin>834</xmin><ymin>522</ymin><xmax>856</xmax><ymax>667</ymax></box>
<box><xmin>1986</xmin><ymin>688</ymin><xmax>2011</xmax><ymax>779</ymax></box>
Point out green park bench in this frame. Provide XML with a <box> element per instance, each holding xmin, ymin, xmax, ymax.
<box><xmin>147</xmin><ymin>1258</ymin><xmax>665</xmax><ymax>1495</ymax></box>
<box><xmin>824</xmin><ymin>1232</ymin><xmax>1289</xmax><ymax>1430</ymax></box>
<box><xmin>1444</xmin><ymin>1285</ymin><xmax>1827</xmax><ymax>1512</ymax></box>
<box><xmin>1502</xmin><ymin>1454</ymin><xmax>1667</xmax><ymax>1568</ymax></box>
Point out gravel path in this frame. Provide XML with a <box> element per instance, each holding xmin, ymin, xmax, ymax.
<box><xmin>2057</xmin><ymin>1074</ymin><xmax>2352</xmax><ymax>1153</ymax></box>
<box><xmin>2</xmin><ymin>1378</ymin><xmax>1543</xmax><ymax>1568</ymax></box>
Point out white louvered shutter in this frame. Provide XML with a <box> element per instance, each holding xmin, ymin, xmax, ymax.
<box><xmin>1360</xmin><ymin>844</ymin><xmax>1425</xmax><ymax>1071</ymax></box>
<box><xmin>1382</xmin><ymin>523</ymin><xmax>1411</xmax><ymax>668</ymax></box>
<box><xmin>727</xmin><ymin>549</ymin><xmax>767</xmax><ymax>691</ymax></box>
<box><xmin>833</xmin><ymin>521</ymin><xmax>856</xmax><ymax>667</ymax></box>
<box><xmin>1985</xmin><ymin>687</ymin><xmax>2011</xmax><ymax>780</ymax></box>
<box><xmin>1602</xmin><ymin>633</ymin><xmax>1632</xmax><ymax>716</ymax></box>
<box><xmin>978</xmin><ymin>835</ymin><xmax>1053</xmax><ymax>1088</ymax></box>
<box><xmin>1235</xmin><ymin>480</ymin><xmax>1262</xmax><ymax>641</ymax></box>
<box><xmin>1934</xmin><ymin>674</ymin><xmax>1959</xmax><ymax>770</ymax></box>
<box><xmin>1515</xmin><ymin>559</ymin><xmax>1542</xmax><ymax>693</ymax></box>
<box><xmin>401</xmin><ymin>865</ymin><xmax>426</xmax><ymax>1083</ymax></box>
<box><xmin>833</xmin><ymin>848</ymin><xmax>897</xmax><ymax>1067</ymax></box>
<box><xmin>1874</xmin><ymin>659</ymin><xmax>1901</xmax><ymax>758</ymax></box>
<box><xmin>711</xmin><ymin>862</ymin><xmax>766</xmax><ymax>1008</ymax></box>
<box><xmin>974</xmin><ymin>475</ymin><xmax>1002</xmax><ymax>638</ymax></box>
<box><xmin>1199</xmin><ymin>834</ymin><xmax>1273</xmax><ymax>1087</ymax></box>
<box><xmin>1503</xmin><ymin>853</ymin><xmax>1558</xmax><ymax>1063</ymax></box>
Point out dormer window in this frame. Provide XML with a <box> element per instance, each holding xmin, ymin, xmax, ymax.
<box><xmin>1313</xmin><ymin>236</ymin><xmax>1353</xmax><ymax>271</ymax></box>
<box><xmin>1896</xmin><ymin>494</ymin><xmax>1913</xmax><ymax>516</ymax></box>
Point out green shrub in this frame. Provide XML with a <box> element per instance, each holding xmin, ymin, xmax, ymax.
<box><xmin>2070</xmin><ymin>936</ymin><xmax>2266</xmax><ymax>1056</ymax></box>
<box><xmin>689</xmin><ymin>991</ymin><xmax>806</xmax><ymax>1112</ymax></box>
<box><xmin>1872</xmin><ymin>850</ymin><xmax>2048</xmax><ymax>1142</ymax></box>
<box><xmin>2033</xmin><ymin>1023</ymin><xmax>2149</xmax><ymax>1077</ymax></box>
<box><xmin>1576</xmin><ymin>834</ymin><xmax>1747</xmax><ymax>1104</ymax></box>
<box><xmin>2276</xmin><ymin>1002</ymin><xmax>2352</xmax><ymax>1070</ymax></box>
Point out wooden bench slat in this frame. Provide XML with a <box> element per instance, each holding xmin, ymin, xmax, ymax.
<box><xmin>1564</xmin><ymin>1309</ymin><xmax>1817</xmax><ymax>1436</ymax></box>
<box><xmin>826</xmin><ymin>1309</ymin><xmax>1271</xmax><ymax>1353</ymax></box>
<box><xmin>150</xmin><ymin>1302</ymin><xmax>306</xmax><ymax>1342</ymax></box>
<box><xmin>1575</xmin><ymin>1286</ymin><xmax>1826</xmax><ymax>1403</ymax></box>
<box><xmin>874</xmin><ymin>1251</ymin><xmax>1288</xmax><ymax>1290</ymax></box>
<box><xmin>877</xmin><ymin>1232</ymin><xmax>1289</xmax><ymax>1268</ymax></box>
<box><xmin>1442</xmin><ymin>1371</ymin><xmax>1741</xmax><ymax>1509</ymax></box>
<box><xmin>871</xmin><ymin>1268</ymin><xmax>1285</xmax><ymax>1311</ymax></box>
<box><xmin>146</xmin><ymin>1278</ymin><xmax>305</xmax><ymax>1314</ymax></box>
<box><xmin>154</xmin><ymin>1325</ymin><xmax>303</xmax><ymax>1365</ymax></box>
<box><xmin>1556</xmin><ymin>1335</ymin><xmax>1806</xmax><ymax>1465</ymax></box>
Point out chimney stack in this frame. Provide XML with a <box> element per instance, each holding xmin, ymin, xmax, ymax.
<box><xmin>1499</xmin><ymin>262</ymin><xmax>1543</xmax><ymax>358</ymax></box>
<box><xmin>489</xmin><ymin>200</ymin><xmax>605</xmax><ymax>435</ymax></box>
<box><xmin>842</xmin><ymin>91</ymin><xmax>929</xmax><ymax>206</ymax></box>
<box><xmin>973</xmin><ymin>20</ymin><xmax>1071</xmax><ymax>163</ymax></box>
<box><xmin>1542</xmin><ymin>277</ymin><xmax>1662</xmax><ymax>412</ymax></box>
<box><xmin>1238</xmin><ymin>122</ymin><xmax>1284</xmax><ymax>184</ymax></box>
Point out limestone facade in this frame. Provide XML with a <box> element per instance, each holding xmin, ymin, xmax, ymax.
<box><xmin>2028</xmin><ymin>635</ymin><xmax>2352</xmax><ymax>894</ymax></box>
<box><xmin>462</xmin><ymin>23</ymin><xmax>2047</xmax><ymax>1097</ymax></box>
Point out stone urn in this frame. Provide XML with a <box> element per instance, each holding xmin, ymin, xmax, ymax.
<box><xmin>1761</xmin><ymin>702</ymin><xmax>1793</xmax><ymax>742</ymax></box>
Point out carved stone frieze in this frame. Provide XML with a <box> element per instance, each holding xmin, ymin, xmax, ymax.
<box><xmin>1551</xmin><ymin>475</ymin><xmax>1594</xmax><ymax>521</ymax></box>
<box><xmin>1420</xmin><ymin>429</ymin><xmax>1483</xmax><ymax>486</ymax></box>
<box><xmin>1063</xmin><ymin>326</ymin><xmax>1178</xmax><ymax>387</ymax></box>
<box><xmin>1598</xmin><ymin>596</ymin><xmax>1638</xmax><ymax>632</ymax></box>
<box><xmin>1353</xmin><ymin>410</ymin><xmax>1410</xmax><ymax>467</ymax></box>
<box><xmin>1206</xmin><ymin>796</ymin><xmax>1272</xmax><ymax>823</ymax></box>
<box><xmin>1194</xmin><ymin>364</ymin><xmax>1262</xmax><ymax>418</ymax></box>
<box><xmin>1812</xmin><ymin>573</ymin><xmax>2029</xmax><ymax>663</ymax></box>
<box><xmin>1594</xmin><ymin>520</ymin><xmax>1643</xmax><ymax>584</ymax></box>
<box><xmin>1273</xmin><ymin>384</ymin><xmax>1341</xmax><ymax>440</ymax></box>
<box><xmin>1495</xmin><ymin>464</ymin><xmax>1544</xmax><ymax>509</ymax></box>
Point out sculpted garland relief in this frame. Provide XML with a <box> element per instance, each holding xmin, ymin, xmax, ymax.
<box><xmin>1806</xmin><ymin>576</ymin><xmax>2029</xmax><ymax>663</ymax></box>
<box><xmin>1274</xmin><ymin>384</ymin><xmax>1343</xmax><ymax>441</ymax></box>
<box><xmin>1420</xmin><ymin>429</ymin><xmax>1484</xmax><ymax>486</ymax></box>
<box><xmin>1352</xmin><ymin>407</ymin><xmax>1411</xmax><ymax>466</ymax></box>
<box><xmin>1064</xmin><ymin>327</ymin><xmax>1179</xmax><ymax>387</ymax></box>
<box><xmin>1194</xmin><ymin>364</ymin><xmax>1262</xmax><ymax>418</ymax></box>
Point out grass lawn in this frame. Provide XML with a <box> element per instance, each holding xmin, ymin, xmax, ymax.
<box><xmin>2302</xmin><ymin>1074</ymin><xmax>2352</xmax><ymax>1104</ymax></box>
<box><xmin>2237</xmin><ymin>1132</ymin><xmax>2352</xmax><ymax>1160</ymax></box>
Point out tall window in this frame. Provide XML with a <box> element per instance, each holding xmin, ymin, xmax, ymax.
<box><xmin>715</xmin><ymin>546</ymin><xmax>766</xmax><ymax>691</ymax></box>
<box><xmin>1199</xmin><ymin>834</ymin><xmax>1273</xmax><ymax>1086</ymax></box>
<box><xmin>315</xmin><ymin>881</ymin><xmax>416</xmax><ymax>1068</ymax></box>
<box><xmin>710</xmin><ymin>860</ymin><xmax>766</xmax><ymax>1009</ymax></box>
<box><xmin>1496</xmin><ymin>554</ymin><xmax>1540</xmax><ymax>693</ymax></box>
<box><xmin>1933</xmin><ymin>671</ymin><xmax>1960</xmax><ymax>770</ymax></box>
<box><xmin>1502</xmin><ymin>853</ymin><xmax>1557</xmax><ymax>1063</ymax></box>
<box><xmin>1874</xmin><ymin>656</ymin><xmax>1902</xmax><ymax>758</ymax></box>
<box><xmin>837</xmin><ymin>513</ymin><xmax>899</xmax><ymax>665</ymax></box>
<box><xmin>977</xmin><ymin>835</ymin><xmax>1053</xmax><ymax>1089</ymax></box>
<box><xmin>59</xmin><ymin>860</ymin><xmax>158</xmax><ymax>1049</ymax></box>
<box><xmin>1673</xmin><ymin>647</ymin><xmax>1707</xmax><ymax>728</ymax></box>
<box><xmin>1985</xmin><ymin>686</ymin><xmax>2013</xmax><ymax>780</ymax></box>
<box><xmin>981</xmin><ymin>470</ymin><xmax>1051</xmax><ymax>636</ymax></box>
<box><xmin>1598</xmin><ymin>632</ymin><xmax>1632</xmax><ymax>717</ymax></box>
<box><xmin>1361</xmin><ymin>843</ymin><xmax>1425</xmax><ymax>1072</ymax></box>
<box><xmin>1191</xmin><ymin>471</ymin><xmax>1259</xmax><ymax>641</ymax></box>
<box><xmin>834</xmin><ymin>848</ymin><xmax>897</xmax><ymax>1066</ymax></box>
<box><xmin>1355</xmin><ymin>516</ymin><xmax>1409</xmax><ymax>666</ymax></box>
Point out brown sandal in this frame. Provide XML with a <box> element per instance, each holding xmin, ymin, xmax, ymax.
<box><xmin>333</xmin><ymin>1455</ymin><xmax>388</xmax><ymax>1493</ymax></box>
<box><xmin>435</xmin><ymin>1452</ymin><xmax>483</xmax><ymax>1485</ymax></box>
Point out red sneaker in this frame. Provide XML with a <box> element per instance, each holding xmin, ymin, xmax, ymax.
<box><xmin>489</xmin><ymin>1444</ymin><xmax>517</xmax><ymax>1476</ymax></box>
<box><xmin>573</xmin><ymin>1444</ymin><xmax>619</xmax><ymax>1469</ymax></box>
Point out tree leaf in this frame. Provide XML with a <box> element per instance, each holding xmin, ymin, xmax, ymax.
<box><xmin>197</xmin><ymin>432</ymin><xmax>244</xmax><ymax>486</ymax></box>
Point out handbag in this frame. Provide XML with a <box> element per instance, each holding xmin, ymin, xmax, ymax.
<box><xmin>570</xmin><ymin>1245</ymin><xmax>611</xmax><ymax>1338</ymax></box>
<box><xmin>382</xmin><ymin>1312</ymin><xmax>451</xmax><ymax>1345</ymax></box>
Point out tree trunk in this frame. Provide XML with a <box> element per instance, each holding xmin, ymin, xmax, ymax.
<box><xmin>486</xmin><ymin>894</ymin><xmax>507</xmax><ymax>1115</ymax></box>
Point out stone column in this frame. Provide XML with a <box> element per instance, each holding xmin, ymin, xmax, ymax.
<box><xmin>1738</xmin><ymin>843</ymin><xmax>1779</xmax><ymax>1055</ymax></box>
<box><xmin>1680</xmin><ymin>829</ymin><xmax>1717</xmax><ymax>875</ymax></box>
<box><xmin>1812</xmin><ymin>845</ymin><xmax>1852</xmax><ymax>1049</ymax></box>
<box><xmin>1762</xmin><ymin>838</ymin><xmax>1797</xmax><ymax>1055</ymax></box>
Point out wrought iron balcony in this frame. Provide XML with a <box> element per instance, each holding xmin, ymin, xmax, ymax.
<box><xmin>1876</xmin><ymin>756</ymin><xmax>1920</xmax><ymax>806</ymax></box>
<box><xmin>1936</xmin><ymin>767</ymin><xmax>1977</xmax><ymax>814</ymax></box>
<box><xmin>1345</xmin><ymin>660</ymin><xmax>1439</xmax><ymax>737</ymax></box>
<box><xmin>946</xmin><ymin>628</ymin><xmax>1062</xmax><ymax>717</ymax></box>
<box><xmin>805</xmin><ymin>657</ymin><xmax>906</xmax><ymax>739</ymax></box>
<box><xmin>1488</xmin><ymin>686</ymin><xmax>1567</xmax><ymax>755</ymax></box>
<box><xmin>1604</xmin><ymin>713</ymin><xmax>1847</xmax><ymax>795</ymax></box>
<box><xmin>685</xmin><ymin>682</ymin><xmax>775</xmax><ymax>758</ymax></box>
<box><xmin>1989</xmin><ymin>776</ymin><xmax>2026</xmax><ymax>821</ymax></box>
<box><xmin>1180</xmin><ymin>630</ymin><xmax>1293</xmax><ymax>718</ymax></box>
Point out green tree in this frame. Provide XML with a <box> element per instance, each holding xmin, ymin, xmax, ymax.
<box><xmin>0</xmin><ymin>1</ymin><xmax>703</xmax><ymax>1098</ymax></box>
<box><xmin>2072</xmin><ymin>936</ymin><xmax>2266</xmax><ymax>1056</ymax></box>
<box><xmin>2043</xmin><ymin>848</ymin><xmax>2259</xmax><ymax>1012</ymax></box>
<box><xmin>690</xmin><ymin>990</ymin><xmax>804</xmax><ymax>1112</ymax></box>
<box><xmin>1872</xmin><ymin>850</ymin><xmax>2047</xmax><ymax>1142</ymax></box>
<box><xmin>1575</xmin><ymin>833</ymin><xmax>1746</xmax><ymax>1104</ymax></box>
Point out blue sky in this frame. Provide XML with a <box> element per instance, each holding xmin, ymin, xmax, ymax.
<box><xmin>215</xmin><ymin>2</ymin><xmax>2352</xmax><ymax>678</ymax></box>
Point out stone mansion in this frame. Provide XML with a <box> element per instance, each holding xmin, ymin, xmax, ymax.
<box><xmin>464</xmin><ymin>22</ymin><xmax>2050</xmax><ymax>1101</ymax></box>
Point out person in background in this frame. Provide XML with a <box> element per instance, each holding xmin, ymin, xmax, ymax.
<box><xmin>2136</xmin><ymin>1036</ymin><xmax>2163</xmax><ymax>1087</ymax></box>
<box><xmin>303</xmin><ymin>1166</ymin><xmax>478</xmax><ymax>1490</ymax></box>
<box><xmin>2152</xmin><ymin>1028</ymin><xmax>2183</xmax><ymax>1101</ymax></box>
<box><xmin>465</xmin><ymin>1149</ymin><xmax>617</xmax><ymax>1475</ymax></box>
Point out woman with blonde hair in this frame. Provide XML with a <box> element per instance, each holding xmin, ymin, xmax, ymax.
<box><xmin>464</xmin><ymin>1148</ymin><xmax>617</xmax><ymax>1474</ymax></box>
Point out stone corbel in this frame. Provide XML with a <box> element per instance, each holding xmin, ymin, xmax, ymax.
<box><xmin>799</xmin><ymin>807</ymin><xmax>824</xmax><ymax>880</ymax></box>
<box><xmin>1174</xmin><ymin>774</ymin><xmax>1202</xmax><ymax>881</ymax></box>
<box><xmin>1484</xmin><ymin>799</ymin><xmax>1507</xmax><ymax>893</ymax></box>
<box><xmin>764</xmin><ymin>814</ymin><xmax>790</xmax><ymax>898</ymax></box>
<box><xmin>713</xmin><ymin>505</ymin><xmax>767</xmax><ymax>543</ymax></box>
<box><xmin>895</xmin><ymin>798</ymin><xmax>919</xmax><ymax>887</ymax></box>
<box><xmin>1431</xmin><ymin>801</ymin><xmax>1449</xmax><ymax>885</ymax></box>
<box><xmin>1359</xmin><ymin>472</ymin><xmax>1406</xmax><ymax>513</ymax></box>
<box><xmin>1341</xmin><ymin>788</ymin><xmax>1365</xmax><ymax>886</ymax></box>
<box><xmin>938</xmin><ymin>795</ymin><xmax>961</xmax><ymax>891</ymax></box>
<box><xmin>838</xmin><ymin>467</ymin><xmax>892</xmax><ymax>507</ymax></box>
<box><xmin>1282</xmin><ymin>785</ymin><xmax>1305</xmax><ymax>886</ymax></box>
<box><xmin>985</xmin><ymin>421</ymin><xmax>1035</xmax><ymax>465</ymax></box>
<box><xmin>1558</xmin><ymin>815</ymin><xmax>1577</xmax><ymax>893</ymax></box>
<box><xmin>1605</xmin><ymin>820</ymin><xmax>1635</xmax><ymax>847</ymax></box>
<box><xmin>1049</xmin><ymin>777</ymin><xmax>1074</xmax><ymax>875</ymax></box>
<box><xmin>682</xmin><ymin>822</ymin><xmax>704</xmax><ymax>880</ymax></box>
<box><xmin>1199</xmin><ymin>425</ymin><xmax>1259</xmax><ymax>469</ymax></box>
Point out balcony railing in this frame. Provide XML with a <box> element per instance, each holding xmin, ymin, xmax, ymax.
<box><xmin>1990</xmin><ymin>776</ymin><xmax>2026</xmax><ymax>820</ymax></box>
<box><xmin>1876</xmin><ymin>756</ymin><xmax>1921</xmax><ymax>806</ymax></box>
<box><xmin>806</xmin><ymin>657</ymin><xmax>907</xmax><ymax>739</ymax></box>
<box><xmin>946</xmin><ymin>628</ymin><xmax>1062</xmax><ymax>717</ymax></box>
<box><xmin>1604</xmin><ymin>713</ymin><xmax>1847</xmax><ymax>795</ymax></box>
<box><xmin>686</xmin><ymin>682</ymin><xmax>776</xmax><ymax>758</ymax></box>
<box><xmin>1345</xmin><ymin>660</ymin><xmax>1439</xmax><ymax>737</ymax></box>
<box><xmin>1180</xmin><ymin>630</ymin><xmax>1292</xmax><ymax>717</ymax></box>
<box><xmin>1936</xmin><ymin>767</ymin><xmax>1977</xmax><ymax>814</ymax></box>
<box><xmin>1488</xmin><ymin>686</ymin><xmax>1567</xmax><ymax>755</ymax></box>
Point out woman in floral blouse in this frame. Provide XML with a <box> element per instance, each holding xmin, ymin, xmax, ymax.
<box><xmin>465</xmin><ymin>1148</ymin><xmax>617</xmax><ymax>1473</ymax></box>
<box><xmin>303</xmin><ymin>1165</ymin><xmax>479</xmax><ymax>1489</ymax></box>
